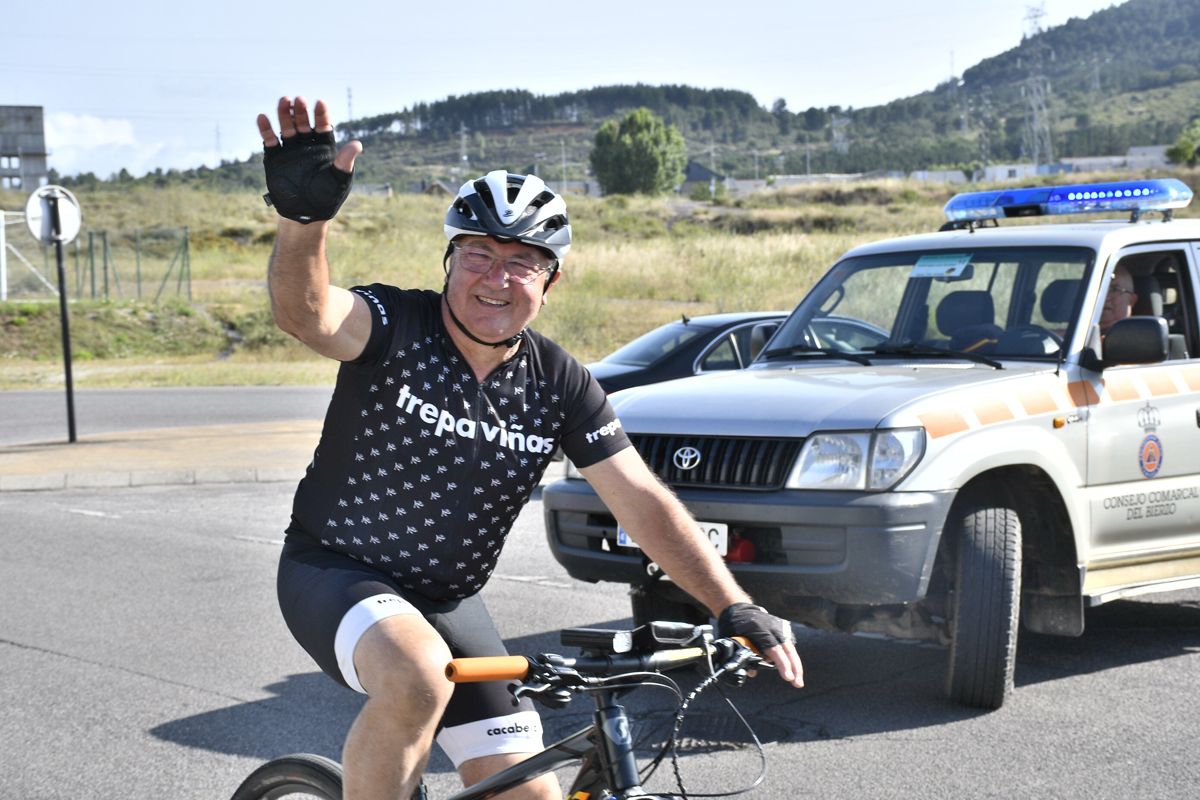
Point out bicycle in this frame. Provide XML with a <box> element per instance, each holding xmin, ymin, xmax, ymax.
<box><xmin>230</xmin><ymin>621</ymin><xmax>769</xmax><ymax>800</ymax></box>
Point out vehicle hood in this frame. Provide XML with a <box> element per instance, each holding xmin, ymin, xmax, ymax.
<box><xmin>585</xmin><ymin>360</ymin><xmax>640</xmax><ymax>385</ymax></box>
<box><xmin>608</xmin><ymin>361</ymin><xmax>1059</xmax><ymax>437</ymax></box>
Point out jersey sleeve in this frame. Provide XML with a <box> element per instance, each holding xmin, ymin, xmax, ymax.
<box><xmin>346</xmin><ymin>284</ymin><xmax>435</xmax><ymax>367</ymax></box>
<box><xmin>557</xmin><ymin>362</ymin><xmax>632</xmax><ymax>469</ymax></box>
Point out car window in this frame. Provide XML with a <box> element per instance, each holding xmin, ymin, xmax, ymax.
<box><xmin>729</xmin><ymin>321</ymin><xmax>777</xmax><ymax>367</ymax></box>
<box><xmin>1108</xmin><ymin>248</ymin><xmax>1197</xmax><ymax>360</ymax></box>
<box><xmin>773</xmin><ymin>246</ymin><xmax>1095</xmax><ymax>360</ymax></box>
<box><xmin>699</xmin><ymin>336</ymin><xmax>740</xmax><ymax>371</ymax></box>
<box><xmin>810</xmin><ymin>318</ymin><xmax>887</xmax><ymax>350</ymax></box>
<box><xmin>602</xmin><ymin>321</ymin><xmax>710</xmax><ymax>367</ymax></box>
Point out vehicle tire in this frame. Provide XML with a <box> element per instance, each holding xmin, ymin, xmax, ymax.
<box><xmin>945</xmin><ymin>503</ymin><xmax>1022</xmax><ymax>710</ymax></box>
<box><xmin>631</xmin><ymin>584</ymin><xmax>710</xmax><ymax>628</ymax></box>
<box><xmin>230</xmin><ymin>753</ymin><xmax>343</xmax><ymax>800</ymax></box>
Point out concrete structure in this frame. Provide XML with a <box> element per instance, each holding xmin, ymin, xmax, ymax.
<box><xmin>768</xmin><ymin>173</ymin><xmax>865</xmax><ymax>188</ymax></box>
<box><xmin>1061</xmin><ymin>145</ymin><xmax>1171</xmax><ymax>173</ymax></box>
<box><xmin>909</xmin><ymin>169</ymin><xmax>968</xmax><ymax>184</ymax></box>
<box><xmin>0</xmin><ymin>106</ymin><xmax>49</xmax><ymax>190</ymax></box>
<box><xmin>980</xmin><ymin>163</ymin><xmax>1041</xmax><ymax>182</ymax></box>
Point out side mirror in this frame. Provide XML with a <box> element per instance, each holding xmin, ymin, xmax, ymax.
<box><xmin>1084</xmin><ymin>317</ymin><xmax>1168</xmax><ymax>371</ymax></box>
<box><xmin>749</xmin><ymin>323</ymin><xmax>780</xmax><ymax>361</ymax></box>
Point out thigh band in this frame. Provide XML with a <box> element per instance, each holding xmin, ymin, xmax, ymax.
<box><xmin>436</xmin><ymin>709</ymin><xmax>545</xmax><ymax>768</ymax></box>
<box><xmin>333</xmin><ymin>593</ymin><xmax>421</xmax><ymax>694</ymax></box>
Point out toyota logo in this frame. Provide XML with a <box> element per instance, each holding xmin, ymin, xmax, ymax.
<box><xmin>673</xmin><ymin>446</ymin><xmax>702</xmax><ymax>471</ymax></box>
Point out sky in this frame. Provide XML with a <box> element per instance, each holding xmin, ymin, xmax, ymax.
<box><xmin>3</xmin><ymin>0</ymin><xmax>1123</xmax><ymax>180</ymax></box>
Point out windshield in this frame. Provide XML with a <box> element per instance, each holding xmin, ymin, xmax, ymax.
<box><xmin>768</xmin><ymin>246</ymin><xmax>1095</xmax><ymax>362</ymax></box>
<box><xmin>601</xmin><ymin>320</ymin><xmax>712</xmax><ymax>366</ymax></box>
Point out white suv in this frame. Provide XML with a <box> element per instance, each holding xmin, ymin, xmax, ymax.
<box><xmin>544</xmin><ymin>178</ymin><xmax>1200</xmax><ymax>709</ymax></box>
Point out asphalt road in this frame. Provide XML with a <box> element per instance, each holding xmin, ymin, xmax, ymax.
<box><xmin>0</xmin><ymin>387</ymin><xmax>333</xmax><ymax>446</ymax></box>
<box><xmin>2</xmin><ymin>481</ymin><xmax>1198</xmax><ymax>799</ymax></box>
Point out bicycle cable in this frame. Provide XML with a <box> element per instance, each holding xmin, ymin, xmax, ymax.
<box><xmin>666</xmin><ymin>638</ymin><xmax>769</xmax><ymax>800</ymax></box>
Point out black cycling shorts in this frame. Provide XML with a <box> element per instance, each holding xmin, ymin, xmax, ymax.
<box><xmin>277</xmin><ymin>533</ymin><xmax>543</xmax><ymax>766</ymax></box>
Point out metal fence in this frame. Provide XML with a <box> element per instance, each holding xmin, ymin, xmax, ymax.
<box><xmin>1</xmin><ymin>212</ymin><xmax>191</xmax><ymax>302</ymax></box>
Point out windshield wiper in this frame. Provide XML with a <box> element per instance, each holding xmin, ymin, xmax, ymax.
<box><xmin>867</xmin><ymin>342</ymin><xmax>1003</xmax><ymax>369</ymax></box>
<box><xmin>760</xmin><ymin>345</ymin><xmax>873</xmax><ymax>365</ymax></box>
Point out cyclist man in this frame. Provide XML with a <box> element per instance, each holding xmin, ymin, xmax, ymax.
<box><xmin>257</xmin><ymin>95</ymin><xmax>803</xmax><ymax>800</ymax></box>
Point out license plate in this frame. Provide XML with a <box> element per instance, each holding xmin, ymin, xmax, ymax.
<box><xmin>618</xmin><ymin>521</ymin><xmax>729</xmax><ymax>557</ymax></box>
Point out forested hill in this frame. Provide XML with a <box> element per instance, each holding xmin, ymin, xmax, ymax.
<box><xmin>67</xmin><ymin>0</ymin><xmax>1200</xmax><ymax>189</ymax></box>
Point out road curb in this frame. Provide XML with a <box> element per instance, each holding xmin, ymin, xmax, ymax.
<box><xmin>0</xmin><ymin>468</ymin><xmax>305</xmax><ymax>493</ymax></box>
<box><xmin>0</xmin><ymin>420</ymin><xmax>320</xmax><ymax>493</ymax></box>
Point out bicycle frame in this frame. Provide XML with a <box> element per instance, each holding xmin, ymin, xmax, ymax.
<box><xmin>231</xmin><ymin>627</ymin><xmax>758</xmax><ymax>800</ymax></box>
<box><xmin>440</xmin><ymin>685</ymin><xmax>649</xmax><ymax>800</ymax></box>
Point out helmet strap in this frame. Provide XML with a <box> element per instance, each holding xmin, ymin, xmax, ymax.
<box><xmin>441</xmin><ymin>271</ymin><xmax>525</xmax><ymax>349</ymax></box>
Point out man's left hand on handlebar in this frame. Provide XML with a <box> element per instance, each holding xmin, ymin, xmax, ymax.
<box><xmin>718</xmin><ymin>602</ymin><xmax>804</xmax><ymax>688</ymax></box>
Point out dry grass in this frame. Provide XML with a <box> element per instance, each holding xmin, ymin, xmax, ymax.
<box><xmin>5</xmin><ymin>169</ymin><xmax>1196</xmax><ymax>389</ymax></box>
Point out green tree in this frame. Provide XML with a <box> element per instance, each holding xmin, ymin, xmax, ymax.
<box><xmin>589</xmin><ymin>107</ymin><xmax>687</xmax><ymax>195</ymax></box>
<box><xmin>1166</xmin><ymin>118</ymin><xmax>1200</xmax><ymax>168</ymax></box>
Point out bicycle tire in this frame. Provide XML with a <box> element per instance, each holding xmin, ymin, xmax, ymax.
<box><xmin>230</xmin><ymin>753</ymin><xmax>343</xmax><ymax>800</ymax></box>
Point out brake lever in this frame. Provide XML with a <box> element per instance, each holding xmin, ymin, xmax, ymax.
<box><xmin>512</xmin><ymin>681</ymin><xmax>573</xmax><ymax>709</ymax></box>
<box><xmin>714</xmin><ymin>642</ymin><xmax>768</xmax><ymax>687</ymax></box>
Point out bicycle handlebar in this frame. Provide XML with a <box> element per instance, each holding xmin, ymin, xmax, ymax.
<box><xmin>445</xmin><ymin>655</ymin><xmax>530</xmax><ymax>682</ymax></box>
<box><xmin>445</xmin><ymin>636</ymin><xmax>756</xmax><ymax>684</ymax></box>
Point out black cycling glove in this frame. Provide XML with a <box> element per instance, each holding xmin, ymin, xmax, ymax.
<box><xmin>717</xmin><ymin>602</ymin><xmax>795</xmax><ymax>652</ymax></box>
<box><xmin>262</xmin><ymin>129</ymin><xmax>353</xmax><ymax>223</ymax></box>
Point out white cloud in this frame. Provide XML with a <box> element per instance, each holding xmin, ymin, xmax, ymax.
<box><xmin>45</xmin><ymin>112</ymin><xmax>136</xmax><ymax>149</ymax></box>
<box><xmin>42</xmin><ymin>112</ymin><xmax>225</xmax><ymax>179</ymax></box>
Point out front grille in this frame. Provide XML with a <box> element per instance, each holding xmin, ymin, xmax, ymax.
<box><xmin>630</xmin><ymin>434</ymin><xmax>802</xmax><ymax>490</ymax></box>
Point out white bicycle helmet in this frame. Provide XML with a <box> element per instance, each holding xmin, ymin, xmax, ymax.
<box><xmin>444</xmin><ymin>170</ymin><xmax>572</xmax><ymax>263</ymax></box>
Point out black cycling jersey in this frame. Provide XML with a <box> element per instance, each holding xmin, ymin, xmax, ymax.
<box><xmin>287</xmin><ymin>285</ymin><xmax>631</xmax><ymax>601</ymax></box>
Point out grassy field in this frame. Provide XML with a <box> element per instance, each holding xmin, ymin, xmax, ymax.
<box><xmin>2</xmin><ymin>170</ymin><xmax>1196</xmax><ymax>389</ymax></box>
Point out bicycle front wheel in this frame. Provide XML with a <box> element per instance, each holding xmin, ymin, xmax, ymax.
<box><xmin>230</xmin><ymin>753</ymin><xmax>343</xmax><ymax>800</ymax></box>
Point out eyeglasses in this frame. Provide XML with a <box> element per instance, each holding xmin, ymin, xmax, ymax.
<box><xmin>453</xmin><ymin>243</ymin><xmax>553</xmax><ymax>284</ymax></box>
<box><xmin>1108</xmin><ymin>284</ymin><xmax>1135</xmax><ymax>297</ymax></box>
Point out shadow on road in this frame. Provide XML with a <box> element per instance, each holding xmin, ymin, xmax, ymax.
<box><xmin>1017</xmin><ymin>596</ymin><xmax>1200</xmax><ymax>688</ymax></box>
<box><xmin>150</xmin><ymin>672</ymin><xmax>361</xmax><ymax>762</ymax></box>
<box><xmin>149</xmin><ymin>597</ymin><xmax>1200</xmax><ymax>768</ymax></box>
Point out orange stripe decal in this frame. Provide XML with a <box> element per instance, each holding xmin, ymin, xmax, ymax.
<box><xmin>918</xmin><ymin>410</ymin><xmax>969</xmax><ymax>439</ymax></box>
<box><xmin>974</xmin><ymin>398</ymin><xmax>1014</xmax><ymax>425</ymax></box>
<box><xmin>1179</xmin><ymin>365</ymin><xmax>1200</xmax><ymax>391</ymax></box>
<box><xmin>1143</xmin><ymin>370</ymin><xmax>1178</xmax><ymax>397</ymax></box>
<box><xmin>1067</xmin><ymin>380</ymin><xmax>1100</xmax><ymax>406</ymax></box>
<box><xmin>1019</xmin><ymin>387</ymin><xmax>1058</xmax><ymax>417</ymax></box>
<box><xmin>1103</xmin><ymin>375</ymin><xmax>1140</xmax><ymax>402</ymax></box>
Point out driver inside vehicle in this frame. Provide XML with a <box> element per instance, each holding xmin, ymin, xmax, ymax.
<box><xmin>1100</xmin><ymin>263</ymin><xmax>1138</xmax><ymax>335</ymax></box>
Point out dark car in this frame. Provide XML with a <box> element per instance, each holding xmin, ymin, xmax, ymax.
<box><xmin>587</xmin><ymin>312</ymin><xmax>890</xmax><ymax>393</ymax></box>
<box><xmin>586</xmin><ymin>312</ymin><xmax>788</xmax><ymax>393</ymax></box>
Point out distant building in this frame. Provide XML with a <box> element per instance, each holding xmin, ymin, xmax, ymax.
<box><xmin>909</xmin><ymin>169</ymin><xmax>968</xmax><ymax>184</ymax></box>
<box><xmin>680</xmin><ymin>160</ymin><xmax>733</xmax><ymax>197</ymax></box>
<box><xmin>420</xmin><ymin>180</ymin><xmax>453</xmax><ymax>197</ymax></box>
<box><xmin>1125</xmin><ymin>145</ymin><xmax>1170</xmax><ymax>169</ymax></box>
<box><xmin>768</xmin><ymin>173</ymin><xmax>864</xmax><ymax>188</ymax></box>
<box><xmin>0</xmin><ymin>106</ymin><xmax>49</xmax><ymax>190</ymax></box>
<box><xmin>1061</xmin><ymin>145</ymin><xmax>1170</xmax><ymax>173</ymax></box>
<box><xmin>980</xmin><ymin>163</ymin><xmax>1041</xmax><ymax>182</ymax></box>
<box><xmin>726</xmin><ymin>178</ymin><xmax>770</xmax><ymax>197</ymax></box>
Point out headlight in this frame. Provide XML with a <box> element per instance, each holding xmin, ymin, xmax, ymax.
<box><xmin>870</xmin><ymin>429</ymin><xmax>925</xmax><ymax>488</ymax></box>
<box><xmin>788</xmin><ymin>432</ymin><xmax>870</xmax><ymax>490</ymax></box>
<box><xmin>787</xmin><ymin>428</ymin><xmax>925</xmax><ymax>491</ymax></box>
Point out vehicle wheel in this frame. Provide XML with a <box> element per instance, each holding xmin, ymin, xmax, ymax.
<box><xmin>631</xmin><ymin>584</ymin><xmax>710</xmax><ymax>628</ymax></box>
<box><xmin>945</xmin><ymin>503</ymin><xmax>1022</xmax><ymax>710</ymax></box>
<box><xmin>230</xmin><ymin>753</ymin><xmax>343</xmax><ymax>800</ymax></box>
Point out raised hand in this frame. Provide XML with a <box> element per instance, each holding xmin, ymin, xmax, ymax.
<box><xmin>256</xmin><ymin>96</ymin><xmax>363</xmax><ymax>223</ymax></box>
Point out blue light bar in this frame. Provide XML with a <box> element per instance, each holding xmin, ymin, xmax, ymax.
<box><xmin>944</xmin><ymin>178</ymin><xmax>1194</xmax><ymax>222</ymax></box>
